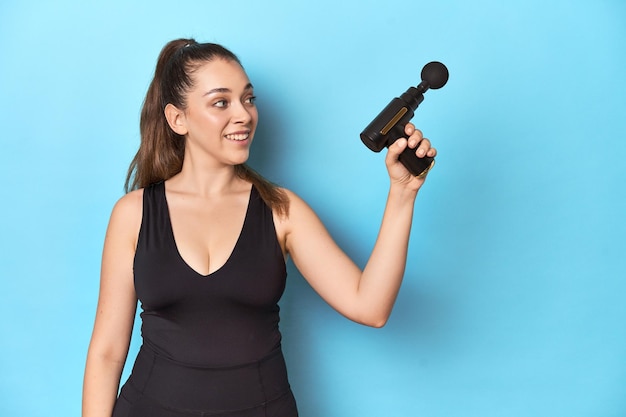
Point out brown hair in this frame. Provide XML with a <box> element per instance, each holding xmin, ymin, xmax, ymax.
<box><xmin>125</xmin><ymin>38</ymin><xmax>289</xmax><ymax>216</ymax></box>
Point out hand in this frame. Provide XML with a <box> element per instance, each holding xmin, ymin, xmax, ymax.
<box><xmin>384</xmin><ymin>123</ymin><xmax>437</xmax><ymax>191</ymax></box>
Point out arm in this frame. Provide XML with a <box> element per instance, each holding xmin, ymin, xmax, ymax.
<box><xmin>281</xmin><ymin>124</ymin><xmax>435</xmax><ymax>327</ymax></box>
<box><xmin>82</xmin><ymin>190</ymin><xmax>142</xmax><ymax>417</ymax></box>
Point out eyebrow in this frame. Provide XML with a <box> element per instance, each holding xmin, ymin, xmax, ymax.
<box><xmin>204</xmin><ymin>83</ymin><xmax>254</xmax><ymax>96</ymax></box>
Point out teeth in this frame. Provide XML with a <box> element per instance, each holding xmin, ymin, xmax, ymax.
<box><xmin>225</xmin><ymin>133</ymin><xmax>249</xmax><ymax>141</ymax></box>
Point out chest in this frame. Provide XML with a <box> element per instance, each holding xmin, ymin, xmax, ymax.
<box><xmin>168</xmin><ymin>196</ymin><xmax>249</xmax><ymax>276</ymax></box>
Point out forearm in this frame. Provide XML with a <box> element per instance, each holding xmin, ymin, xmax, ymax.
<box><xmin>82</xmin><ymin>351</ymin><xmax>125</xmax><ymax>417</ymax></box>
<box><xmin>358</xmin><ymin>184</ymin><xmax>418</xmax><ymax>326</ymax></box>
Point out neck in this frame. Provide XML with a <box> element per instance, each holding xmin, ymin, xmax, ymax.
<box><xmin>169</xmin><ymin>157</ymin><xmax>246</xmax><ymax>197</ymax></box>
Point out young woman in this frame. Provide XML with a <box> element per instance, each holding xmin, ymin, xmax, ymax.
<box><xmin>82</xmin><ymin>38</ymin><xmax>437</xmax><ymax>417</ymax></box>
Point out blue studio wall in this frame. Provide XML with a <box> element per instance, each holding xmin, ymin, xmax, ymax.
<box><xmin>1</xmin><ymin>1</ymin><xmax>625</xmax><ymax>416</ymax></box>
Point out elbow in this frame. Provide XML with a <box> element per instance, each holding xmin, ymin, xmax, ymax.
<box><xmin>357</xmin><ymin>314</ymin><xmax>389</xmax><ymax>328</ymax></box>
<box><xmin>346</xmin><ymin>304</ymin><xmax>392</xmax><ymax>328</ymax></box>
<box><xmin>369</xmin><ymin>317</ymin><xmax>389</xmax><ymax>328</ymax></box>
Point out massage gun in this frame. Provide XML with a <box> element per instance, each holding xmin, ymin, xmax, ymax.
<box><xmin>360</xmin><ymin>61</ymin><xmax>449</xmax><ymax>177</ymax></box>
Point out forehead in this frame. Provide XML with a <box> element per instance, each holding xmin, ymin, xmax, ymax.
<box><xmin>191</xmin><ymin>59</ymin><xmax>251</xmax><ymax>92</ymax></box>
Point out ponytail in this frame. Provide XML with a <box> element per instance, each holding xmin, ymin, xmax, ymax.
<box><xmin>125</xmin><ymin>39</ymin><xmax>190</xmax><ymax>193</ymax></box>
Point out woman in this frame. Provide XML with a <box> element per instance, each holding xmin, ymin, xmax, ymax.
<box><xmin>82</xmin><ymin>38</ymin><xmax>437</xmax><ymax>417</ymax></box>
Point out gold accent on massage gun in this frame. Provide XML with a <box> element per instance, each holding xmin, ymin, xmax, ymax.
<box><xmin>416</xmin><ymin>159</ymin><xmax>435</xmax><ymax>179</ymax></box>
<box><xmin>380</xmin><ymin>107</ymin><xmax>408</xmax><ymax>135</ymax></box>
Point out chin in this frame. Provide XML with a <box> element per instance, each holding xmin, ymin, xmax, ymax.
<box><xmin>229</xmin><ymin>152</ymin><xmax>250</xmax><ymax>166</ymax></box>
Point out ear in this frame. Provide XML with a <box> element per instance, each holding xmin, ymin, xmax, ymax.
<box><xmin>164</xmin><ymin>103</ymin><xmax>188</xmax><ymax>135</ymax></box>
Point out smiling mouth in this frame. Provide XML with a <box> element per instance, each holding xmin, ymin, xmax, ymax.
<box><xmin>224</xmin><ymin>132</ymin><xmax>250</xmax><ymax>141</ymax></box>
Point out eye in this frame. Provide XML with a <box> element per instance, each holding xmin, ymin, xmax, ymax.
<box><xmin>213</xmin><ymin>99</ymin><xmax>228</xmax><ymax>108</ymax></box>
<box><xmin>244</xmin><ymin>96</ymin><xmax>257</xmax><ymax>105</ymax></box>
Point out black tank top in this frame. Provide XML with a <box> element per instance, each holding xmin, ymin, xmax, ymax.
<box><xmin>134</xmin><ymin>181</ymin><xmax>287</xmax><ymax>367</ymax></box>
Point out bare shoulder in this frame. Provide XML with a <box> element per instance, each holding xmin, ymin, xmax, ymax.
<box><xmin>276</xmin><ymin>187</ymin><xmax>315</xmax><ymax>221</ymax></box>
<box><xmin>273</xmin><ymin>187</ymin><xmax>322</xmax><ymax>240</ymax></box>
<box><xmin>106</xmin><ymin>188</ymin><xmax>144</xmax><ymax>242</ymax></box>
<box><xmin>112</xmin><ymin>188</ymin><xmax>143</xmax><ymax>218</ymax></box>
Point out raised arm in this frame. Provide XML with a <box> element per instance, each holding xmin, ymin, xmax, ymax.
<box><xmin>82</xmin><ymin>190</ymin><xmax>142</xmax><ymax>417</ymax></box>
<box><xmin>280</xmin><ymin>123</ymin><xmax>435</xmax><ymax>327</ymax></box>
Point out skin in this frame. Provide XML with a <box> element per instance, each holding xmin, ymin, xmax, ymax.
<box><xmin>82</xmin><ymin>58</ymin><xmax>436</xmax><ymax>417</ymax></box>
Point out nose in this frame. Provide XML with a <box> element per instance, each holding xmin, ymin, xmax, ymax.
<box><xmin>232</xmin><ymin>101</ymin><xmax>254</xmax><ymax>125</ymax></box>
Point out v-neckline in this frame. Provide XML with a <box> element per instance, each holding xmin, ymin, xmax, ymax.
<box><xmin>161</xmin><ymin>182</ymin><xmax>254</xmax><ymax>278</ymax></box>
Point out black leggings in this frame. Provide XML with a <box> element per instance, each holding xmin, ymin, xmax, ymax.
<box><xmin>112</xmin><ymin>346</ymin><xmax>298</xmax><ymax>417</ymax></box>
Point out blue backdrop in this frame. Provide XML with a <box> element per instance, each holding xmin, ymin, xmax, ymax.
<box><xmin>1</xmin><ymin>1</ymin><xmax>625</xmax><ymax>416</ymax></box>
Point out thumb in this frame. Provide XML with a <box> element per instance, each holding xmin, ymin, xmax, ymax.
<box><xmin>385</xmin><ymin>138</ymin><xmax>407</xmax><ymax>163</ymax></box>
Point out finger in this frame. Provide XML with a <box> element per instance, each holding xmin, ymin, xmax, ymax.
<box><xmin>415</xmin><ymin>138</ymin><xmax>431</xmax><ymax>158</ymax></box>
<box><xmin>385</xmin><ymin>138</ymin><xmax>407</xmax><ymax>162</ymax></box>
<box><xmin>407</xmin><ymin>128</ymin><xmax>424</xmax><ymax>149</ymax></box>
<box><xmin>404</xmin><ymin>123</ymin><xmax>415</xmax><ymax>137</ymax></box>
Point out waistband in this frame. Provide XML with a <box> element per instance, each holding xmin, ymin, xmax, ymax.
<box><xmin>124</xmin><ymin>345</ymin><xmax>291</xmax><ymax>413</ymax></box>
